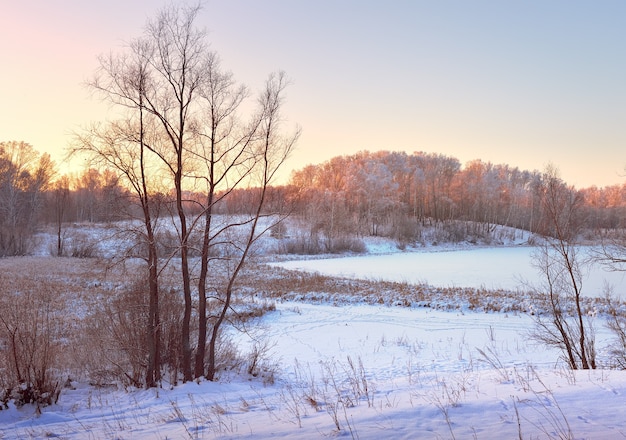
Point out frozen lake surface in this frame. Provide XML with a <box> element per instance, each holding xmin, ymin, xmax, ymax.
<box><xmin>273</xmin><ymin>246</ymin><xmax>626</xmax><ymax>297</ymax></box>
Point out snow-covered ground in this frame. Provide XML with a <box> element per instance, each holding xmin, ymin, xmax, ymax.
<box><xmin>2</xmin><ymin>228</ymin><xmax>626</xmax><ymax>438</ymax></box>
<box><xmin>2</xmin><ymin>302</ymin><xmax>625</xmax><ymax>439</ymax></box>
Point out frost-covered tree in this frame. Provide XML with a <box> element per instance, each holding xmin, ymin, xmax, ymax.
<box><xmin>0</xmin><ymin>141</ymin><xmax>54</xmax><ymax>256</ymax></box>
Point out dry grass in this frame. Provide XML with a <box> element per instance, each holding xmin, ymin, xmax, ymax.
<box><xmin>0</xmin><ymin>256</ymin><xmax>132</xmax><ymax>296</ymax></box>
<box><xmin>0</xmin><ymin>256</ymin><xmax>282</xmax><ymax>388</ymax></box>
<box><xmin>0</xmin><ymin>257</ymin><xmax>145</xmax><ymax>391</ymax></box>
<box><xmin>238</xmin><ymin>260</ymin><xmax>621</xmax><ymax>317</ymax></box>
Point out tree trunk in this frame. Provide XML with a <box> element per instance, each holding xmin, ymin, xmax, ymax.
<box><xmin>194</xmin><ymin>203</ymin><xmax>213</xmax><ymax>378</ymax></box>
<box><xmin>177</xmin><ymin>169</ymin><xmax>193</xmax><ymax>382</ymax></box>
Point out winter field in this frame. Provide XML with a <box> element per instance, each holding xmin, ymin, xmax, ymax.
<box><xmin>1</xmin><ymin>225</ymin><xmax>626</xmax><ymax>439</ymax></box>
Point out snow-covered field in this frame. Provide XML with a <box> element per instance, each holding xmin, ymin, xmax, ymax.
<box><xmin>2</xmin><ymin>236</ymin><xmax>626</xmax><ymax>439</ymax></box>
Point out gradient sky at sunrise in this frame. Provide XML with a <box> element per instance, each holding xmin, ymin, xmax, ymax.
<box><xmin>2</xmin><ymin>1</ymin><xmax>625</xmax><ymax>188</ymax></box>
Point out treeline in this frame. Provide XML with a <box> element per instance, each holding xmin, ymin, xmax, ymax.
<box><xmin>286</xmin><ymin>150</ymin><xmax>626</xmax><ymax>246</ymax></box>
<box><xmin>0</xmin><ymin>141</ymin><xmax>57</xmax><ymax>256</ymax></box>
<box><xmin>0</xmin><ymin>141</ymin><xmax>290</xmax><ymax>257</ymax></box>
<box><xmin>0</xmin><ymin>141</ymin><xmax>126</xmax><ymax>256</ymax></box>
<box><xmin>2</xmin><ymin>142</ymin><xmax>625</xmax><ymax>257</ymax></box>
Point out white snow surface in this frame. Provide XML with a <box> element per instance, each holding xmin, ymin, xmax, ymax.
<box><xmin>2</xmin><ymin>304</ymin><xmax>626</xmax><ymax>438</ymax></box>
<box><xmin>273</xmin><ymin>245</ymin><xmax>626</xmax><ymax>298</ymax></box>
<box><xmin>3</xmin><ymin>238</ymin><xmax>626</xmax><ymax>438</ymax></box>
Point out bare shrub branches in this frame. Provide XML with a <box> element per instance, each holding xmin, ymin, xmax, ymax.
<box><xmin>0</xmin><ymin>275</ymin><xmax>65</xmax><ymax>407</ymax></box>
<box><xmin>530</xmin><ymin>167</ymin><xmax>596</xmax><ymax>370</ymax></box>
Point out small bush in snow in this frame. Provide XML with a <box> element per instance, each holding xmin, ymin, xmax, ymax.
<box><xmin>0</xmin><ymin>276</ymin><xmax>65</xmax><ymax>408</ymax></box>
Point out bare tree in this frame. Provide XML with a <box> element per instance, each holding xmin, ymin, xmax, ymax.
<box><xmin>531</xmin><ymin>166</ymin><xmax>596</xmax><ymax>370</ymax></box>
<box><xmin>74</xmin><ymin>129</ymin><xmax>164</xmax><ymax>387</ymax></box>
<box><xmin>136</xmin><ymin>4</ymin><xmax>211</xmax><ymax>381</ymax></box>
<box><xmin>205</xmin><ymin>71</ymin><xmax>299</xmax><ymax>380</ymax></box>
<box><xmin>78</xmin><ymin>4</ymin><xmax>298</xmax><ymax>384</ymax></box>
<box><xmin>135</xmin><ymin>5</ymin><xmax>299</xmax><ymax>381</ymax></box>
<box><xmin>0</xmin><ymin>141</ymin><xmax>55</xmax><ymax>256</ymax></box>
<box><xmin>51</xmin><ymin>175</ymin><xmax>70</xmax><ymax>256</ymax></box>
<box><xmin>592</xmin><ymin>172</ymin><xmax>626</xmax><ymax>369</ymax></box>
<box><xmin>190</xmin><ymin>50</ymin><xmax>251</xmax><ymax>378</ymax></box>
<box><xmin>75</xmin><ymin>36</ymin><xmax>164</xmax><ymax>387</ymax></box>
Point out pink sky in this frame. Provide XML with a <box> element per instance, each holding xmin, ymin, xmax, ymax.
<box><xmin>2</xmin><ymin>1</ymin><xmax>625</xmax><ymax>188</ymax></box>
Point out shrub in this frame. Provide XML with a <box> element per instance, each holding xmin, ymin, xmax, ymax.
<box><xmin>0</xmin><ymin>276</ymin><xmax>65</xmax><ymax>407</ymax></box>
<box><xmin>0</xmin><ymin>225</ymin><xmax>36</xmax><ymax>257</ymax></box>
<box><xmin>392</xmin><ymin>217</ymin><xmax>422</xmax><ymax>249</ymax></box>
<box><xmin>281</xmin><ymin>232</ymin><xmax>325</xmax><ymax>255</ymax></box>
<box><xmin>81</xmin><ymin>275</ymin><xmax>186</xmax><ymax>388</ymax></box>
<box><xmin>605</xmin><ymin>294</ymin><xmax>626</xmax><ymax>369</ymax></box>
<box><xmin>326</xmin><ymin>236</ymin><xmax>367</xmax><ymax>254</ymax></box>
<box><xmin>67</xmin><ymin>232</ymin><xmax>99</xmax><ymax>258</ymax></box>
<box><xmin>50</xmin><ymin>229</ymin><xmax>98</xmax><ymax>258</ymax></box>
<box><xmin>270</xmin><ymin>221</ymin><xmax>288</xmax><ymax>239</ymax></box>
<box><xmin>81</xmin><ymin>276</ymin><xmax>150</xmax><ymax>388</ymax></box>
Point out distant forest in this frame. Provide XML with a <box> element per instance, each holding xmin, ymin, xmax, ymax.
<box><xmin>1</xmin><ymin>142</ymin><xmax>624</xmax><ymax>256</ymax></box>
<box><xmin>285</xmin><ymin>150</ymin><xmax>626</xmax><ymax>247</ymax></box>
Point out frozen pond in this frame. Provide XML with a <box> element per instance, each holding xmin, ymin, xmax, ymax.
<box><xmin>273</xmin><ymin>246</ymin><xmax>626</xmax><ymax>298</ymax></box>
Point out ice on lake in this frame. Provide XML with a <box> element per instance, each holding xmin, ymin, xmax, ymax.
<box><xmin>273</xmin><ymin>246</ymin><xmax>626</xmax><ymax>298</ymax></box>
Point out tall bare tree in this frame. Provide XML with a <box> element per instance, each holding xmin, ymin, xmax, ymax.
<box><xmin>79</xmin><ymin>4</ymin><xmax>298</xmax><ymax>384</ymax></box>
<box><xmin>203</xmin><ymin>71</ymin><xmax>299</xmax><ymax>380</ymax></box>
<box><xmin>139</xmin><ymin>4</ymin><xmax>210</xmax><ymax>381</ymax></box>
<box><xmin>76</xmin><ymin>36</ymin><xmax>164</xmax><ymax>387</ymax></box>
<box><xmin>190</xmin><ymin>51</ymin><xmax>250</xmax><ymax>378</ymax></box>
